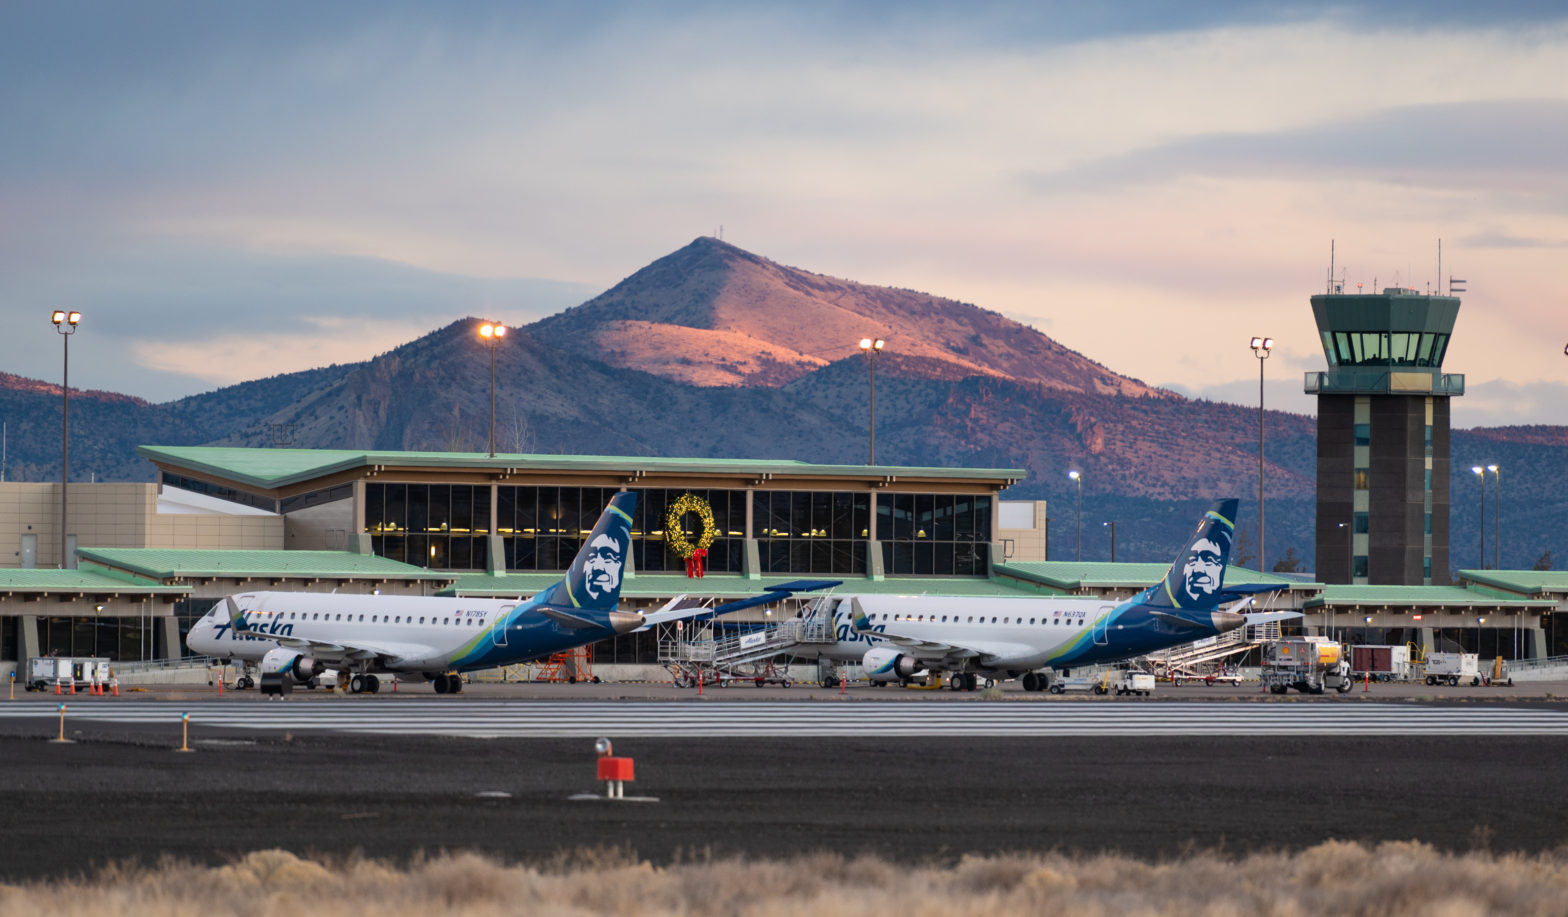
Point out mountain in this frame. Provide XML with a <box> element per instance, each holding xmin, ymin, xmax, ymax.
<box><xmin>533</xmin><ymin>238</ymin><xmax>1169</xmax><ymax>397</ymax></box>
<box><xmin>0</xmin><ymin>238</ymin><xmax>1561</xmax><ymax>573</ymax></box>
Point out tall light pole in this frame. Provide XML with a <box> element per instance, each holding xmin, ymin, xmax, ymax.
<box><xmin>1068</xmin><ymin>470</ymin><xmax>1082</xmax><ymax>561</ymax></box>
<box><xmin>51</xmin><ymin>310</ymin><xmax>80</xmax><ymax>569</ymax></box>
<box><xmin>1488</xmin><ymin>463</ymin><xmax>1500</xmax><ymax>570</ymax></box>
<box><xmin>1250</xmin><ymin>336</ymin><xmax>1272</xmax><ymax>569</ymax></box>
<box><xmin>1104</xmin><ymin>520</ymin><xmax>1116</xmax><ymax>562</ymax></box>
<box><xmin>858</xmin><ymin>337</ymin><xmax>884</xmax><ymax>464</ymax></box>
<box><xmin>1471</xmin><ymin>465</ymin><xmax>1486</xmax><ymax>569</ymax></box>
<box><xmin>479</xmin><ymin>321</ymin><xmax>506</xmax><ymax>457</ymax></box>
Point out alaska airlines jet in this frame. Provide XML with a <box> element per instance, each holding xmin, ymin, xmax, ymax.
<box><xmin>792</xmin><ymin>498</ymin><xmax>1293</xmax><ymax>690</ymax></box>
<box><xmin>187</xmin><ymin>492</ymin><xmax>837</xmax><ymax>694</ymax></box>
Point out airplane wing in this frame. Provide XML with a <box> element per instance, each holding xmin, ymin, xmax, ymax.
<box><xmin>632</xmin><ymin>580</ymin><xmax>842</xmax><ymax>632</ymax></box>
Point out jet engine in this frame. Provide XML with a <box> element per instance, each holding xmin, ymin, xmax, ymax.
<box><xmin>261</xmin><ymin>646</ymin><xmax>320</xmax><ymax>682</ymax></box>
<box><xmin>862</xmin><ymin>647</ymin><xmax>926</xmax><ymax>681</ymax></box>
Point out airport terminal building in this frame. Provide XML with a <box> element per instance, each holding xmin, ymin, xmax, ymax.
<box><xmin>2</xmin><ymin>445</ymin><xmax>1565</xmax><ymax>675</ymax></box>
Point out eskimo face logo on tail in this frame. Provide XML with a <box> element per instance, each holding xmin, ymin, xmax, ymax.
<box><xmin>1158</xmin><ymin>500</ymin><xmax>1237</xmax><ymax>611</ymax></box>
<box><xmin>565</xmin><ymin>493</ymin><xmax>637</xmax><ymax>610</ymax></box>
<box><xmin>1180</xmin><ymin>534</ymin><xmax>1226</xmax><ymax>605</ymax></box>
<box><xmin>583</xmin><ymin>534</ymin><xmax>625</xmax><ymax>601</ymax></box>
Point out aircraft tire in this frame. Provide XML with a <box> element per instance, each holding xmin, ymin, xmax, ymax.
<box><xmin>451</xmin><ymin>675</ymin><xmax>464</xmax><ymax>694</ymax></box>
<box><xmin>433</xmin><ymin>676</ymin><xmax>449</xmax><ymax>694</ymax></box>
<box><xmin>367</xmin><ymin>675</ymin><xmax>380</xmax><ymax>693</ymax></box>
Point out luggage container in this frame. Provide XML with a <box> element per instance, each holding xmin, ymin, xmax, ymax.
<box><xmin>1351</xmin><ymin>644</ymin><xmax>1412</xmax><ymax>682</ymax></box>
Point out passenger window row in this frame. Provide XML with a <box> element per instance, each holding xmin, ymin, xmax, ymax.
<box><xmin>873</xmin><ymin>612</ymin><xmax>1087</xmax><ymax>627</ymax></box>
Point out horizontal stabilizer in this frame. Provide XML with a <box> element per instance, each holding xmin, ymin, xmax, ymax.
<box><xmin>1220</xmin><ymin>583</ymin><xmax>1291</xmax><ymax>598</ymax></box>
<box><xmin>1242</xmin><ymin>610</ymin><xmax>1303</xmax><ymax>625</ymax></box>
<box><xmin>1150</xmin><ymin>610</ymin><xmax>1208</xmax><ymax>630</ymax></box>
<box><xmin>540</xmin><ymin>606</ymin><xmax>599</xmax><ymax>630</ymax></box>
<box><xmin>764</xmin><ymin>579</ymin><xmax>843</xmax><ymax>594</ymax></box>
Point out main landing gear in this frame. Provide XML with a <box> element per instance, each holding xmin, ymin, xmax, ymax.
<box><xmin>432</xmin><ymin>673</ymin><xmax>464</xmax><ymax>694</ymax></box>
<box><xmin>348</xmin><ymin>674</ymin><xmax>382</xmax><ymax>694</ymax></box>
<box><xmin>946</xmin><ymin>672</ymin><xmax>992</xmax><ymax>692</ymax></box>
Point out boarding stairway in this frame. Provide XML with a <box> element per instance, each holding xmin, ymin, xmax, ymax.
<box><xmin>658</xmin><ymin>609</ymin><xmax>838</xmax><ymax>687</ymax></box>
<box><xmin>1140</xmin><ymin>621</ymin><xmax>1281</xmax><ymax>676</ymax></box>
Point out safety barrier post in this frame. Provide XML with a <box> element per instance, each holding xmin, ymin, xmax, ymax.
<box><xmin>51</xmin><ymin>703</ymin><xmax>70</xmax><ymax>743</ymax></box>
<box><xmin>1363</xmin><ymin>672</ymin><xmax>1370</xmax><ymax>692</ymax></box>
<box><xmin>8</xmin><ymin>672</ymin><xmax>13</xmax><ymax>700</ymax></box>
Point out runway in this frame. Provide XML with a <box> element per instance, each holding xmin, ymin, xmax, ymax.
<box><xmin>7</xmin><ymin>697</ymin><xmax>1568</xmax><ymax>737</ymax></box>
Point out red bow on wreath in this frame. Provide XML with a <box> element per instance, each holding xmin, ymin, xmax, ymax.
<box><xmin>686</xmin><ymin>547</ymin><xmax>708</xmax><ymax>578</ymax></box>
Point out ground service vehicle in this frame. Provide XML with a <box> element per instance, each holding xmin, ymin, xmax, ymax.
<box><xmin>1262</xmin><ymin>638</ymin><xmax>1352</xmax><ymax>695</ymax></box>
<box><xmin>24</xmin><ymin>656</ymin><xmax>109</xmax><ymax>692</ymax></box>
<box><xmin>1114</xmin><ymin>672</ymin><xmax>1156</xmax><ymax>696</ymax></box>
<box><xmin>1424</xmin><ymin>652</ymin><xmax>1481</xmax><ymax>686</ymax></box>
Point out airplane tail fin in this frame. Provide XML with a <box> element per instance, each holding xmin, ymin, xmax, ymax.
<box><xmin>1145</xmin><ymin>498</ymin><xmax>1239</xmax><ymax>612</ymax></box>
<box><xmin>545</xmin><ymin>491</ymin><xmax>637</xmax><ymax>614</ymax></box>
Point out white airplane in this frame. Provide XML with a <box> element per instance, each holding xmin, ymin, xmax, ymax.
<box><xmin>788</xmin><ymin>498</ymin><xmax>1296</xmax><ymax>691</ymax></box>
<box><xmin>187</xmin><ymin>491</ymin><xmax>838</xmax><ymax>694</ymax></box>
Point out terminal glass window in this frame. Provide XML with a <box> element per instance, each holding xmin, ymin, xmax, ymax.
<box><xmin>876</xmin><ymin>493</ymin><xmax>992</xmax><ymax>576</ymax></box>
<box><xmin>753</xmin><ymin>491</ymin><xmax>869</xmax><ymax>575</ymax></box>
<box><xmin>366</xmin><ymin>483</ymin><xmax>492</xmax><ymax>570</ymax></box>
<box><xmin>37</xmin><ymin>614</ymin><xmax>157</xmax><ymax>661</ymax></box>
<box><xmin>499</xmin><ymin>486</ymin><xmax>746</xmax><ymax>574</ymax></box>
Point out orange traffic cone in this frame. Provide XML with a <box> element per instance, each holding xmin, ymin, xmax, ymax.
<box><xmin>54</xmin><ymin>678</ymin><xmax>61</xmax><ymax>696</ymax></box>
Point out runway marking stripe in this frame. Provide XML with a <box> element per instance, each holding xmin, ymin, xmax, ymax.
<box><xmin>5</xmin><ymin>700</ymin><xmax>1568</xmax><ymax>737</ymax></box>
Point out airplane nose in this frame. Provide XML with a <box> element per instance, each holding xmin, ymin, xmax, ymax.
<box><xmin>1211</xmin><ymin>611</ymin><xmax>1246</xmax><ymax>633</ymax></box>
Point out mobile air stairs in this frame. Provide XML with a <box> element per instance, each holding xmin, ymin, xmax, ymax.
<box><xmin>659</xmin><ymin>605</ymin><xmax>837</xmax><ymax>688</ymax></box>
<box><xmin>1140</xmin><ymin>619</ymin><xmax>1281</xmax><ymax>684</ymax></box>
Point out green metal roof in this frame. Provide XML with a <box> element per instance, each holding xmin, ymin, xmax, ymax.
<box><xmin>443</xmin><ymin>572</ymin><xmax>1057</xmax><ymax>600</ymax></box>
<box><xmin>0</xmin><ymin>568</ymin><xmax>190</xmax><ymax>595</ymax></box>
<box><xmin>1303</xmin><ymin>584</ymin><xmax>1557</xmax><ymax>609</ymax></box>
<box><xmin>1455</xmin><ymin>570</ymin><xmax>1568</xmax><ymax>597</ymax></box>
<box><xmin>996</xmin><ymin>561</ymin><xmax>1308</xmax><ymax>592</ymax></box>
<box><xmin>136</xmin><ymin>445</ymin><xmax>1025</xmax><ymax>492</ymax></box>
<box><xmin>76</xmin><ymin>548</ymin><xmax>454</xmax><ymax>582</ymax></box>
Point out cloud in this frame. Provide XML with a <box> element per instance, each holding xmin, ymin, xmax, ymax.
<box><xmin>1018</xmin><ymin>100</ymin><xmax>1568</xmax><ymax>196</ymax></box>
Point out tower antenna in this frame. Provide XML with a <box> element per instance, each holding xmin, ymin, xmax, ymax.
<box><xmin>1328</xmin><ymin>239</ymin><xmax>1335</xmax><ymax>293</ymax></box>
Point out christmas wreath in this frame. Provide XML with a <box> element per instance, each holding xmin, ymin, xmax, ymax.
<box><xmin>665</xmin><ymin>493</ymin><xmax>717</xmax><ymax>560</ymax></box>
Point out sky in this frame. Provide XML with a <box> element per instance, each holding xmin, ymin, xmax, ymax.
<box><xmin>2</xmin><ymin>0</ymin><xmax>1566</xmax><ymax>426</ymax></box>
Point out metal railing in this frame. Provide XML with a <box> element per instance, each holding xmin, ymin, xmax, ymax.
<box><xmin>109</xmin><ymin>655</ymin><xmax>218</xmax><ymax>673</ymax></box>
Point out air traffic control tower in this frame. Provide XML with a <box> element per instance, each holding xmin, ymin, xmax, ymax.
<box><xmin>1306</xmin><ymin>287</ymin><xmax>1464</xmax><ymax>585</ymax></box>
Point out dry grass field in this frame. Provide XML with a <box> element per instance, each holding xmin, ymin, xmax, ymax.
<box><xmin>3</xmin><ymin>841</ymin><xmax>1565</xmax><ymax>917</ymax></box>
